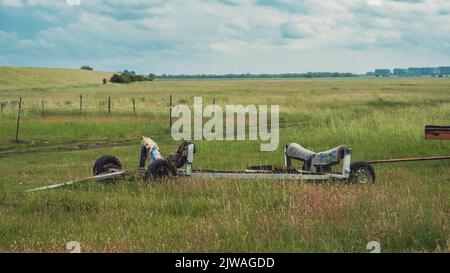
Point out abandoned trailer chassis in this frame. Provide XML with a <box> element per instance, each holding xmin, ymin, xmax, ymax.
<box><xmin>26</xmin><ymin>143</ymin><xmax>450</xmax><ymax>193</ymax></box>
<box><xmin>86</xmin><ymin>145</ymin><xmax>450</xmax><ymax>182</ymax></box>
<box><xmin>24</xmin><ymin>125</ymin><xmax>450</xmax><ymax>192</ymax></box>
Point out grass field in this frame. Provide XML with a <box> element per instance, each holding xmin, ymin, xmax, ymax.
<box><xmin>0</xmin><ymin>67</ymin><xmax>449</xmax><ymax>252</ymax></box>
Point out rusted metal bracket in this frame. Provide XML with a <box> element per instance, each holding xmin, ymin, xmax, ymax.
<box><xmin>425</xmin><ymin>125</ymin><xmax>450</xmax><ymax>140</ymax></box>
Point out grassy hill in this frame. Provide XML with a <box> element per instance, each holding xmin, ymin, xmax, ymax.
<box><xmin>0</xmin><ymin>67</ymin><xmax>113</xmax><ymax>90</ymax></box>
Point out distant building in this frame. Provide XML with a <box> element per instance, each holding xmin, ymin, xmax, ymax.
<box><xmin>438</xmin><ymin>67</ymin><xmax>450</xmax><ymax>75</ymax></box>
<box><xmin>407</xmin><ymin>67</ymin><xmax>420</xmax><ymax>76</ymax></box>
<box><xmin>407</xmin><ymin>67</ymin><xmax>438</xmax><ymax>76</ymax></box>
<box><xmin>374</xmin><ymin>69</ymin><xmax>391</xmax><ymax>77</ymax></box>
<box><xmin>393</xmin><ymin>68</ymin><xmax>408</xmax><ymax>76</ymax></box>
<box><xmin>372</xmin><ymin>66</ymin><xmax>450</xmax><ymax>77</ymax></box>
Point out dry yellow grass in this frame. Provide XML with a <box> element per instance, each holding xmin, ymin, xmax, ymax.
<box><xmin>0</xmin><ymin>66</ymin><xmax>112</xmax><ymax>90</ymax></box>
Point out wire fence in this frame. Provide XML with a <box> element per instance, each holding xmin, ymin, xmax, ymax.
<box><xmin>1</xmin><ymin>94</ymin><xmax>300</xmax><ymax>144</ymax></box>
<box><xmin>0</xmin><ymin>95</ymin><xmax>222</xmax><ymax>116</ymax></box>
<box><xmin>0</xmin><ymin>96</ymin><xmax>149</xmax><ymax>116</ymax></box>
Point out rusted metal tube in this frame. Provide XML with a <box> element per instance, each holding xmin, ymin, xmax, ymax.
<box><xmin>367</xmin><ymin>156</ymin><xmax>450</xmax><ymax>164</ymax></box>
<box><xmin>425</xmin><ymin>125</ymin><xmax>450</xmax><ymax>140</ymax></box>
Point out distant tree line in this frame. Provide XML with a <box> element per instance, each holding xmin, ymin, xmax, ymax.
<box><xmin>367</xmin><ymin>66</ymin><xmax>450</xmax><ymax>77</ymax></box>
<box><xmin>110</xmin><ymin>70</ymin><xmax>156</xmax><ymax>84</ymax></box>
<box><xmin>80</xmin><ymin>66</ymin><xmax>94</xmax><ymax>71</ymax></box>
<box><xmin>157</xmin><ymin>72</ymin><xmax>357</xmax><ymax>80</ymax></box>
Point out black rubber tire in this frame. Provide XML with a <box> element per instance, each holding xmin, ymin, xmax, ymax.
<box><xmin>174</xmin><ymin>156</ymin><xmax>188</xmax><ymax>168</ymax></box>
<box><xmin>349</xmin><ymin>161</ymin><xmax>376</xmax><ymax>184</ymax></box>
<box><xmin>93</xmin><ymin>155</ymin><xmax>122</xmax><ymax>176</ymax></box>
<box><xmin>145</xmin><ymin>159</ymin><xmax>177</xmax><ymax>181</ymax></box>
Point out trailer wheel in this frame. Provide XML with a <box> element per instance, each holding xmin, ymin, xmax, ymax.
<box><xmin>145</xmin><ymin>160</ymin><xmax>177</xmax><ymax>181</ymax></box>
<box><xmin>349</xmin><ymin>161</ymin><xmax>375</xmax><ymax>184</ymax></box>
<box><xmin>93</xmin><ymin>155</ymin><xmax>122</xmax><ymax>176</ymax></box>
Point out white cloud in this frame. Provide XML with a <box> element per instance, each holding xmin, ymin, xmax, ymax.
<box><xmin>1</xmin><ymin>0</ymin><xmax>450</xmax><ymax>73</ymax></box>
<box><xmin>367</xmin><ymin>0</ymin><xmax>381</xmax><ymax>7</ymax></box>
<box><xmin>0</xmin><ymin>0</ymin><xmax>23</xmax><ymax>7</ymax></box>
<box><xmin>280</xmin><ymin>20</ymin><xmax>315</xmax><ymax>39</ymax></box>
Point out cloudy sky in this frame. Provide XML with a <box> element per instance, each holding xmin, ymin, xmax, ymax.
<box><xmin>0</xmin><ymin>0</ymin><xmax>449</xmax><ymax>74</ymax></box>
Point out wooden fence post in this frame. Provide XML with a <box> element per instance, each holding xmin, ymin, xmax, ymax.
<box><xmin>108</xmin><ymin>96</ymin><xmax>111</xmax><ymax>114</ymax></box>
<box><xmin>169</xmin><ymin>94</ymin><xmax>173</xmax><ymax>129</ymax></box>
<box><xmin>15</xmin><ymin>97</ymin><xmax>22</xmax><ymax>142</ymax></box>
<box><xmin>80</xmin><ymin>95</ymin><xmax>83</xmax><ymax>114</ymax></box>
<box><xmin>133</xmin><ymin>98</ymin><xmax>136</xmax><ymax>114</ymax></box>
